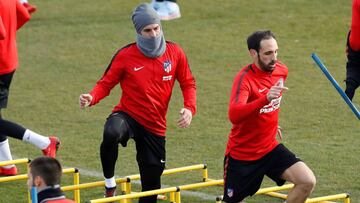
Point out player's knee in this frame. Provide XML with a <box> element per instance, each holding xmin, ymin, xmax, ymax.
<box><xmin>102</xmin><ymin>125</ymin><xmax>120</xmax><ymax>146</ymax></box>
<box><xmin>103</xmin><ymin>119</ymin><xmax>129</xmax><ymax>146</ymax></box>
<box><xmin>308</xmin><ymin>175</ymin><xmax>316</xmax><ymax>191</ymax></box>
<box><xmin>299</xmin><ymin>175</ymin><xmax>316</xmax><ymax>196</ymax></box>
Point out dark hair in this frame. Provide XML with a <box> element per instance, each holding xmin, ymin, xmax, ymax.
<box><xmin>247</xmin><ymin>30</ymin><xmax>276</xmax><ymax>52</ymax></box>
<box><xmin>29</xmin><ymin>156</ymin><xmax>62</xmax><ymax>186</ymax></box>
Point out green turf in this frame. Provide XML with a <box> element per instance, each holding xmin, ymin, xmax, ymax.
<box><xmin>0</xmin><ymin>0</ymin><xmax>359</xmax><ymax>202</ymax></box>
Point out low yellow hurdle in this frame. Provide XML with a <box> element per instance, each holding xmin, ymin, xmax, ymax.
<box><xmin>62</xmin><ymin>164</ymin><xmax>208</xmax><ymax>203</ymax></box>
<box><xmin>0</xmin><ymin>158</ymin><xmax>29</xmax><ymax>167</ymax></box>
<box><xmin>88</xmin><ymin>179</ymin><xmax>224</xmax><ymax>203</ymax></box>
<box><xmin>0</xmin><ymin>158</ymin><xmax>30</xmax><ymax>183</ymax></box>
<box><xmin>265</xmin><ymin>191</ymin><xmax>350</xmax><ymax>203</ymax></box>
<box><xmin>216</xmin><ymin>184</ymin><xmax>350</xmax><ymax>203</ymax></box>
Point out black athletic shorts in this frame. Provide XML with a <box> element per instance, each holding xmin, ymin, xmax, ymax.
<box><xmin>0</xmin><ymin>71</ymin><xmax>15</xmax><ymax>109</ymax></box>
<box><xmin>111</xmin><ymin>111</ymin><xmax>166</xmax><ymax>168</ymax></box>
<box><xmin>223</xmin><ymin>144</ymin><xmax>301</xmax><ymax>203</ymax></box>
<box><xmin>346</xmin><ymin>32</ymin><xmax>360</xmax><ymax>84</ymax></box>
<box><xmin>346</xmin><ymin>59</ymin><xmax>360</xmax><ymax>84</ymax></box>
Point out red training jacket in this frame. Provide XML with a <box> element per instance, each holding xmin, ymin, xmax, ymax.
<box><xmin>0</xmin><ymin>0</ymin><xmax>30</xmax><ymax>74</ymax></box>
<box><xmin>350</xmin><ymin>0</ymin><xmax>360</xmax><ymax>51</ymax></box>
<box><xmin>90</xmin><ymin>42</ymin><xmax>196</xmax><ymax>136</ymax></box>
<box><xmin>225</xmin><ymin>62</ymin><xmax>288</xmax><ymax>161</ymax></box>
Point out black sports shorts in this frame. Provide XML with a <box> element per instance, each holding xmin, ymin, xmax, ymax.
<box><xmin>223</xmin><ymin>144</ymin><xmax>301</xmax><ymax>203</ymax></box>
<box><xmin>0</xmin><ymin>71</ymin><xmax>15</xmax><ymax>109</ymax></box>
<box><xmin>346</xmin><ymin>32</ymin><xmax>360</xmax><ymax>84</ymax></box>
<box><xmin>346</xmin><ymin>59</ymin><xmax>360</xmax><ymax>84</ymax></box>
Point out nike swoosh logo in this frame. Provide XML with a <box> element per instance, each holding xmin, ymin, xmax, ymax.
<box><xmin>160</xmin><ymin>159</ymin><xmax>166</xmax><ymax>163</ymax></box>
<box><xmin>134</xmin><ymin>66</ymin><xmax>144</xmax><ymax>71</ymax></box>
<box><xmin>258</xmin><ymin>88</ymin><xmax>267</xmax><ymax>93</ymax></box>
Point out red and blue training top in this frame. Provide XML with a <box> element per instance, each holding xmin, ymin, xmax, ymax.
<box><xmin>225</xmin><ymin>62</ymin><xmax>288</xmax><ymax>161</ymax></box>
<box><xmin>90</xmin><ymin>42</ymin><xmax>196</xmax><ymax>136</ymax></box>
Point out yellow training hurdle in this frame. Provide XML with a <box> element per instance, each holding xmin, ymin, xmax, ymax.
<box><xmin>1</xmin><ymin>159</ymin><xmax>351</xmax><ymax>203</ymax></box>
<box><xmin>215</xmin><ymin>183</ymin><xmax>350</xmax><ymax>203</ymax></box>
<box><xmin>89</xmin><ymin>177</ymin><xmax>350</xmax><ymax>203</ymax></box>
<box><xmin>61</xmin><ymin>164</ymin><xmax>207</xmax><ymax>203</ymax></box>
<box><xmin>87</xmin><ymin>179</ymin><xmax>224</xmax><ymax>203</ymax></box>
<box><xmin>264</xmin><ymin>191</ymin><xmax>350</xmax><ymax>203</ymax></box>
<box><xmin>0</xmin><ymin>158</ymin><xmax>30</xmax><ymax>183</ymax></box>
<box><xmin>0</xmin><ymin>158</ymin><xmax>29</xmax><ymax>167</ymax></box>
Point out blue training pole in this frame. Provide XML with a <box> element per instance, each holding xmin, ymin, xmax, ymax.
<box><xmin>311</xmin><ymin>53</ymin><xmax>360</xmax><ymax>120</ymax></box>
<box><xmin>31</xmin><ymin>187</ymin><xmax>38</xmax><ymax>203</ymax></box>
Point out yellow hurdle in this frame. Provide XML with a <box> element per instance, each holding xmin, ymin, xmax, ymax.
<box><xmin>1</xmin><ymin>167</ymin><xmax>77</xmax><ymax>183</ymax></box>
<box><xmin>1</xmin><ymin>158</ymin><xmax>31</xmax><ymax>203</ymax></box>
<box><xmin>216</xmin><ymin>187</ymin><xmax>350</xmax><ymax>203</ymax></box>
<box><xmin>62</xmin><ymin>164</ymin><xmax>207</xmax><ymax>203</ymax></box>
<box><xmin>2</xmin><ymin>160</ymin><xmax>350</xmax><ymax>203</ymax></box>
<box><xmin>266</xmin><ymin>192</ymin><xmax>331</xmax><ymax>203</ymax></box>
<box><xmin>305</xmin><ymin>193</ymin><xmax>350</xmax><ymax>203</ymax></box>
<box><xmin>0</xmin><ymin>158</ymin><xmax>29</xmax><ymax>167</ymax></box>
<box><xmin>0</xmin><ymin>158</ymin><xmax>30</xmax><ymax>183</ymax></box>
<box><xmin>265</xmin><ymin>191</ymin><xmax>350</xmax><ymax>203</ymax></box>
<box><xmin>125</xmin><ymin>164</ymin><xmax>207</xmax><ymax>181</ymax></box>
<box><xmin>88</xmin><ymin>179</ymin><xmax>224</xmax><ymax>203</ymax></box>
<box><xmin>255</xmin><ymin>183</ymin><xmax>294</xmax><ymax>195</ymax></box>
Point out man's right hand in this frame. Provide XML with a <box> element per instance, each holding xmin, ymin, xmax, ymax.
<box><xmin>267</xmin><ymin>79</ymin><xmax>288</xmax><ymax>101</ymax></box>
<box><xmin>79</xmin><ymin>93</ymin><xmax>93</xmax><ymax>109</ymax></box>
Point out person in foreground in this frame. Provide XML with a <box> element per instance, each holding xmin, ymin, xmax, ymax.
<box><xmin>223</xmin><ymin>30</ymin><xmax>316</xmax><ymax>203</ymax></box>
<box><xmin>344</xmin><ymin>0</ymin><xmax>360</xmax><ymax>101</ymax></box>
<box><xmin>0</xmin><ymin>0</ymin><xmax>60</xmax><ymax>177</ymax></box>
<box><xmin>27</xmin><ymin>156</ymin><xmax>75</xmax><ymax>203</ymax></box>
<box><xmin>79</xmin><ymin>3</ymin><xmax>196</xmax><ymax>203</ymax></box>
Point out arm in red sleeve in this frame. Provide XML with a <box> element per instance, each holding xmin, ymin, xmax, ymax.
<box><xmin>16</xmin><ymin>1</ymin><xmax>30</xmax><ymax>30</ymax></box>
<box><xmin>176</xmin><ymin>48</ymin><xmax>196</xmax><ymax>115</ymax></box>
<box><xmin>350</xmin><ymin>0</ymin><xmax>360</xmax><ymax>50</ymax></box>
<box><xmin>228</xmin><ymin>75</ymin><xmax>269</xmax><ymax>124</ymax></box>
<box><xmin>0</xmin><ymin>17</ymin><xmax>5</xmax><ymax>40</ymax></box>
<box><xmin>89</xmin><ymin>58</ymin><xmax>123</xmax><ymax>106</ymax></box>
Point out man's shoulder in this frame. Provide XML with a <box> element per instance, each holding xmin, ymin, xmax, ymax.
<box><xmin>117</xmin><ymin>42</ymin><xmax>137</xmax><ymax>54</ymax></box>
<box><xmin>233</xmin><ymin>64</ymin><xmax>254</xmax><ymax>82</ymax></box>
<box><xmin>165</xmin><ymin>40</ymin><xmax>179</xmax><ymax>46</ymax></box>
<box><xmin>276</xmin><ymin>61</ymin><xmax>288</xmax><ymax>70</ymax></box>
<box><xmin>111</xmin><ymin>43</ymin><xmax>138</xmax><ymax>60</ymax></box>
<box><xmin>165</xmin><ymin>41</ymin><xmax>183</xmax><ymax>51</ymax></box>
<box><xmin>274</xmin><ymin>61</ymin><xmax>288</xmax><ymax>74</ymax></box>
<box><xmin>238</xmin><ymin>64</ymin><xmax>254</xmax><ymax>75</ymax></box>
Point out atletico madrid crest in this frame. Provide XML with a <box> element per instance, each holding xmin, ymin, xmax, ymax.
<box><xmin>227</xmin><ymin>188</ymin><xmax>234</xmax><ymax>197</ymax></box>
<box><xmin>163</xmin><ymin>60</ymin><xmax>172</xmax><ymax>73</ymax></box>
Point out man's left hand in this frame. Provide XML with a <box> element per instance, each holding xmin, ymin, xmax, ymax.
<box><xmin>177</xmin><ymin>108</ymin><xmax>192</xmax><ymax>128</ymax></box>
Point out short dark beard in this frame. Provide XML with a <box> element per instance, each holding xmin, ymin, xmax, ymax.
<box><xmin>258</xmin><ymin>57</ymin><xmax>276</xmax><ymax>72</ymax></box>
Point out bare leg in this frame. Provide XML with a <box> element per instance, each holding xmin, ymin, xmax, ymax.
<box><xmin>281</xmin><ymin>162</ymin><xmax>316</xmax><ymax>203</ymax></box>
